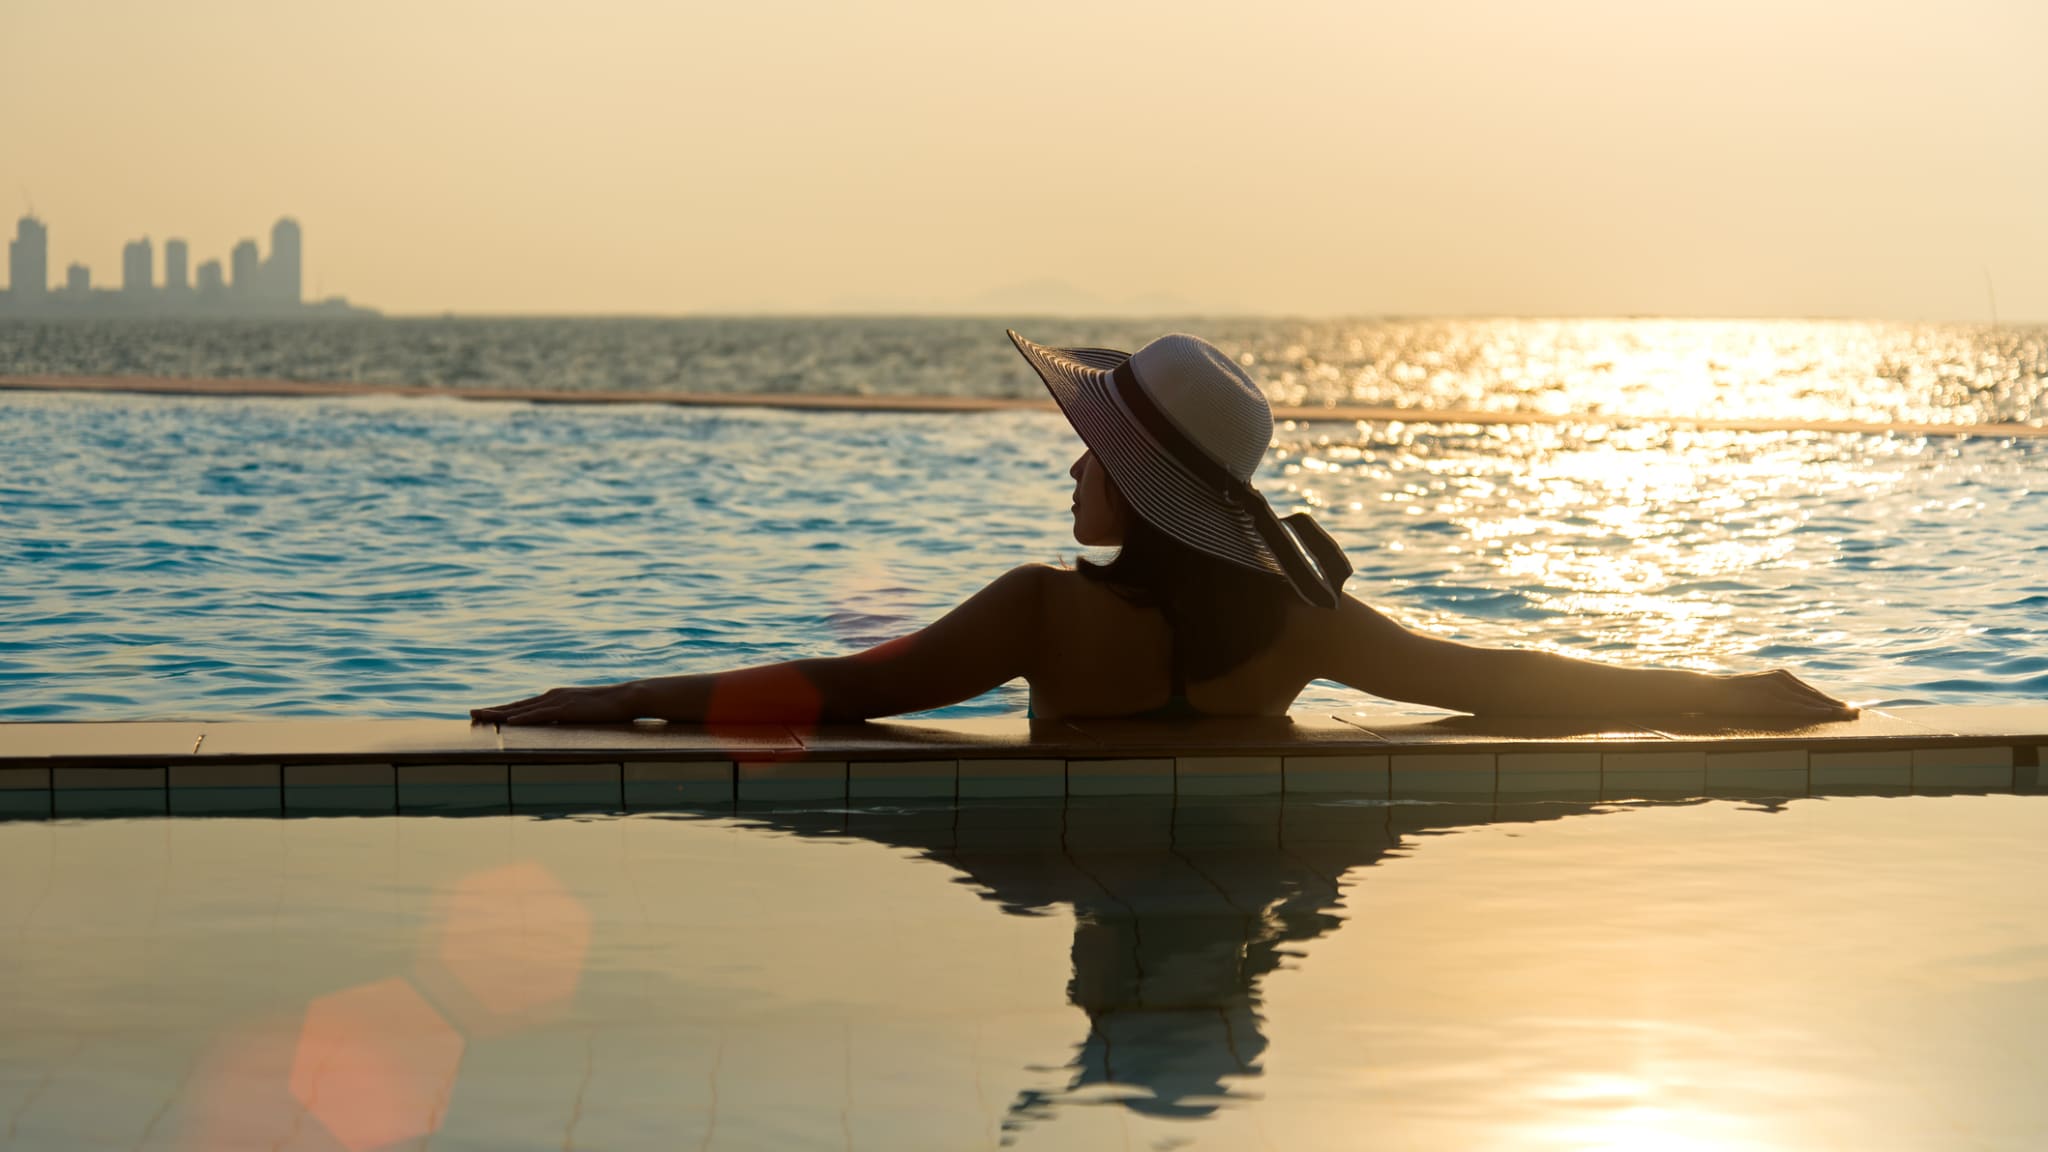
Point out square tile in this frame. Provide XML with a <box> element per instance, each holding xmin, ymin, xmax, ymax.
<box><xmin>1810</xmin><ymin>750</ymin><xmax>1912</xmax><ymax>794</ymax></box>
<box><xmin>737</xmin><ymin>760</ymin><xmax>846</xmax><ymax>804</ymax></box>
<box><xmin>1390</xmin><ymin>753</ymin><xmax>1495</xmax><ymax>799</ymax></box>
<box><xmin>0</xmin><ymin>722</ymin><xmax>203</xmax><ymax>760</ymax></box>
<box><xmin>849</xmin><ymin>760</ymin><xmax>957</xmax><ymax>800</ymax></box>
<box><xmin>793</xmin><ymin>718</ymin><xmax>1046</xmax><ymax>754</ymax></box>
<box><xmin>53</xmin><ymin>766</ymin><xmax>166</xmax><ymax>815</ymax></box>
<box><xmin>1279</xmin><ymin>799</ymin><xmax>1389</xmax><ymax>843</ymax></box>
<box><xmin>1643</xmin><ymin>709</ymin><xmax>1941</xmax><ymax>743</ymax></box>
<box><xmin>847</xmin><ymin>803</ymin><xmax>956</xmax><ymax>850</ymax></box>
<box><xmin>501</xmin><ymin>721</ymin><xmax>800</xmax><ymax>757</ymax></box>
<box><xmin>623</xmin><ymin>761</ymin><xmax>733</xmax><ymax>809</ymax></box>
<box><xmin>958</xmin><ymin>759</ymin><xmax>1064</xmax><ymax>799</ymax></box>
<box><xmin>0</xmin><ymin>768</ymin><xmax>51</xmax><ymax>818</ymax></box>
<box><xmin>1064</xmin><ymin>795</ymin><xmax>1174</xmax><ymax>851</ymax></box>
<box><xmin>1338</xmin><ymin>712</ymin><xmax>1662</xmax><ymax>745</ymax></box>
<box><xmin>1912</xmin><ymin>746</ymin><xmax>2014</xmax><ymax>791</ymax></box>
<box><xmin>1175</xmin><ymin>756</ymin><xmax>1281</xmax><ymax>797</ymax></box>
<box><xmin>1390</xmin><ymin>800</ymin><xmax>1497</xmax><ymax>834</ymax></box>
<box><xmin>732</xmin><ymin>809</ymin><xmax>847</xmax><ymax>837</ymax></box>
<box><xmin>2022</xmin><ymin>749</ymin><xmax>2046</xmax><ymax>793</ymax></box>
<box><xmin>1884</xmin><ymin>705</ymin><xmax>2048</xmax><ymax>739</ymax></box>
<box><xmin>1602</xmin><ymin>750</ymin><xmax>1707</xmax><ymax>800</ymax></box>
<box><xmin>510</xmin><ymin>762</ymin><xmax>622</xmax><ymax>811</ymax></box>
<box><xmin>1283</xmin><ymin>754</ymin><xmax>1389</xmax><ymax>796</ymax></box>
<box><xmin>397</xmin><ymin>763</ymin><xmax>509</xmax><ymax>813</ymax></box>
<box><xmin>1497</xmin><ymin>752</ymin><xmax>1600</xmax><ymax>799</ymax></box>
<box><xmin>1384</xmin><ymin>799</ymin><xmax>1499</xmax><ymax>832</ymax></box>
<box><xmin>0</xmin><ymin>766</ymin><xmax>51</xmax><ymax>790</ymax></box>
<box><xmin>0</xmin><ymin>792</ymin><xmax>49</xmax><ymax>818</ymax></box>
<box><xmin>1704</xmin><ymin>749</ymin><xmax>1808</xmax><ymax>798</ymax></box>
<box><xmin>1058</xmin><ymin>714</ymin><xmax>1361</xmax><ymax>755</ymax></box>
<box><xmin>954</xmin><ymin>799</ymin><xmax>1066</xmax><ymax>852</ymax></box>
<box><xmin>169</xmin><ymin>762</ymin><xmax>282</xmax><ymax>815</ymax></box>
<box><xmin>1172</xmin><ymin>798</ymin><xmax>1281</xmax><ymax>849</ymax></box>
<box><xmin>1066</xmin><ymin>758</ymin><xmax>1173</xmax><ymax>797</ymax></box>
<box><xmin>285</xmin><ymin>762</ymin><xmax>397</xmax><ymax>814</ymax></box>
<box><xmin>197</xmin><ymin>718</ymin><xmax>498</xmax><ymax>759</ymax></box>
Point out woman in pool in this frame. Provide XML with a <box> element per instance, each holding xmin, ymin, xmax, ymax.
<box><xmin>473</xmin><ymin>331</ymin><xmax>1853</xmax><ymax>727</ymax></box>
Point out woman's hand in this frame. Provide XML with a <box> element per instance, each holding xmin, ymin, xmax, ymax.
<box><xmin>1710</xmin><ymin>669</ymin><xmax>1858</xmax><ymax>718</ymax></box>
<box><xmin>471</xmin><ymin>683</ymin><xmax>638</xmax><ymax>726</ymax></box>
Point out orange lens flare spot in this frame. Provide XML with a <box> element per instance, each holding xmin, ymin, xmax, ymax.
<box><xmin>435</xmin><ymin>860</ymin><xmax>592</xmax><ymax>1024</ymax></box>
<box><xmin>186</xmin><ymin>1014</ymin><xmax>348</xmax><ymax>1152</ymax></box>
<box><xmin>289</xmin><ymin>978</ymin><xmax>464</xmax><ymax>1152</ymax></box>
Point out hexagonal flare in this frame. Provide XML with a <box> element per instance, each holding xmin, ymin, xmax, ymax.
<box><xmin>289</xmin><ymin>977</ymin><xmax>464</xmax><ymax>1152</ymax></box>
<box><xmin>434</xmin><ymin>859</ymin><xmax>593</xmax><ymax>1028</ymax></box>
<box><xmin>185</xmin><ymin>1013</ymin><xmax>347</xmax><ymax>1152</ymax></box>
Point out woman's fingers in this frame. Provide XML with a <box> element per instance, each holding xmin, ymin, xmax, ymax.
<box><xmin>1751</xmin><ymin>670</ymin><xmax>1857</xmax><ymax>717</ymax></box>
<box><xmin>472</xmin><ymin>685</ymin><xmax>629</xmax><ymax>726</ymax></box>
<box><xmin>471</xmin><ymin>687</ymin><xmax>571</xmax><ymax>724</ymax></box>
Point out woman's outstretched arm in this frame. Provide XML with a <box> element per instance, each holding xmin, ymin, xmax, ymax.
<box><xmin>1315</xmin><ymin>594</ymin><xmax>1855</xmax><ymax>718</ymax></box>
<box><xmin>471</xmin><ymin>564</ymin><xmax>1047</xmax><ymax>726</ymax></box>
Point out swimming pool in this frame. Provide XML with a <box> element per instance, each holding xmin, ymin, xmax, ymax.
<box><xmin>5</xmin><ymin>316</ymin><xmax>2045</xmax><ymax>1150</ymax></box>
<box><xmin>3</xmin><ymin>794</ymin><xmax>2044</xmax><ymax>1150</ymax></box>
<box><xmin>1</xmin><ymin>387</ymin><xmax>2042</xmax><ymax>720</ymax></box>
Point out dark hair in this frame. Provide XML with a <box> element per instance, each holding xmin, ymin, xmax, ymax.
<box><xmin>1075</xmin><ymin>509</ymin><xmax>1295</xmax><ymax>682</ymax></box>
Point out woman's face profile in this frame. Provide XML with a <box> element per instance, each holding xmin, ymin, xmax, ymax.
<box><xmin>1069</xmin><ymin>450</ymin><xmax>1128</xmax><ymax>546</ymax></box>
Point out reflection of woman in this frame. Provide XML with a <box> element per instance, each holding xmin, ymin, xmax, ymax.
<box><xmin>476</xmin><ymin>331</ymin><xmax>1852</xmax><ymax>726</ymax></box>
<box><xmin>727</xmin><ymin>799</ymin><xmax>1604</xmax><ymax>1123</ymax></box>
<box><xmin>1007</xmin><ymin>849</ymin><xmax>1347</xmax><ymax>1121</ymax></box>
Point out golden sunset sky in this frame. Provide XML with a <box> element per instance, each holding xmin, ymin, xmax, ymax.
<box><xmin>3</xmin><ymin>0</ymin><xmax>2043</xmax><ymax>319</ymax></box>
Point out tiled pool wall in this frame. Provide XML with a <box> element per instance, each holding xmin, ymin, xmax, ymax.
<box><xmin>2</xmin><ymin>706</ymin><xmax>2042</xmax><ymax>822</ymax></box>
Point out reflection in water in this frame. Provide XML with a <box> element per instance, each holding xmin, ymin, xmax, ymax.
<box><xmin>4</xmin><ymin>796</ymin><xmax>2046</xmax><ymax>1149</ymax></box>
<box><xmin>732</xmin><ymin>799</ymin><xmax>1601</xmax><ymax>1132</ymax></box>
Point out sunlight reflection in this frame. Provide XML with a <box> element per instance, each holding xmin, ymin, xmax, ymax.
<box><xmin>1538</xmin><ymin>1102</ymin><xmax>1770</xmax><ymax>1152</ymax></box>
<box><xmin>1275</xmin><ymin>415</ymin><xmax>1934</xmax><ymax>678</ymax></box>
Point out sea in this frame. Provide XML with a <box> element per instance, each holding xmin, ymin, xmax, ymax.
<box><xmin>2</xmin><ymin>315</ymin><xmax>2044</xmax><ymax>720</ymax></box>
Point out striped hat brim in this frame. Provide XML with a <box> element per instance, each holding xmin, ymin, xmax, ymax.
<box><xmin>1007</xmin><ymin>329</ymin><xmax>1289</xmax><ymax>581</ymax></box>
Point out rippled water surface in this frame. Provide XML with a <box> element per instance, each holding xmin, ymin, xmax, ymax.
<box><xmin>3</xmin><ymin>796</ymin><xmax>2046</xmax><ymax>1150</ymax></box>
<box><xmin>2</xmin><ymin>380</ymin><xmax>2042</xmax><ymax>719</ymax></box>
<box><xmin>6</xmin><ymin>315</ymin><xmax>2046</xmax><ymax>424</ymax></box>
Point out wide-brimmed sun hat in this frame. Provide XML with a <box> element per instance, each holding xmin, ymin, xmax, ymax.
<box><xmin>1007</xmin><ymin>329</ymin><xmax>1352</xmax><ymax>609</ymax></box>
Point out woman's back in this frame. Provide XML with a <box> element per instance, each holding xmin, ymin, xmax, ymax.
<box><xmin>1026</xmin><ymin>567</ymin><xmax>1312</xmax><ymax>720</ymax></box>
<box><xmin>475</xmin><ymin>329</ymin><xmax>1855</xmax><ymax>730</ymax></box>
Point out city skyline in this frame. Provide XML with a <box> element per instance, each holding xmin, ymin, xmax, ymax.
<box><xmin>2</xmin><ymin>213</ymin><xmax>373</xmax><ymax>317</ymax></box>
<box><xmin>4</xmin><ymin>0</ymin><xmax>2044</xmax><ymax>321</ymax></box>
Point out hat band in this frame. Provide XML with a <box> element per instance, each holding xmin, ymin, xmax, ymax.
<box><xmin>1109</xmin><ymin>360</ymin><xmax>1353</xmax><ymax>609</ymax></box>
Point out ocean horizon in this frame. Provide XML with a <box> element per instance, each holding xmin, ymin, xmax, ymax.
<box><xmin>3</xmin><ymin>314</ymin><xmax>2043</xmax><ymax>427</ymax></box>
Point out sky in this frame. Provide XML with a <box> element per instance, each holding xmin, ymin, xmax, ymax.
<box><xmin>3</xmin><ymin>0</ymin><xmax>2044</xmax><ymax>320</ymax></box>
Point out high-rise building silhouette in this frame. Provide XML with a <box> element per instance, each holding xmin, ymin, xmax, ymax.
<box><xmin>0</xmin><ymin>213</ymin><xmax>366</xmax><ymax>315</ymax></box>
<box><xmin>267</xmin><ymin>217</ymin><xmax>301</xmax><ymax>304</ymax></box>
<box><xmin>229</xmin><ymin>239</ymin><xmax>260</xmax><ymax>296</ymax></box>
<box><xmin>121</xmin><ymin>237</ymin><xmax>154</xmax><ymax>294</ymax></box>
<box><xmin>9</xmin><ymin>215</ymin><xmax>48</xmax><ymax>299</ymax></box>
<box><xmin>163</xmin><ymin>239</ymin><xmax>189</xmax><ymax>292</ymax></box>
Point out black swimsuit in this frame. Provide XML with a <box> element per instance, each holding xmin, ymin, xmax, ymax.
<box><xmin>1028</xmin><ymin>640</ymin><xmax>1201</xmax><ymax>721</ymax></box>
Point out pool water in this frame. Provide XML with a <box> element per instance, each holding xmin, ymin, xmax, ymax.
<box><xmin>2</xmin><ymin>390</ymin><xmax>2043</xmax><ymax>721</ymax></box>
<box><xmin>2</xmin><ymin>794</ymin><xmax>2044</xmax><ymax>1150</ymax></box>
